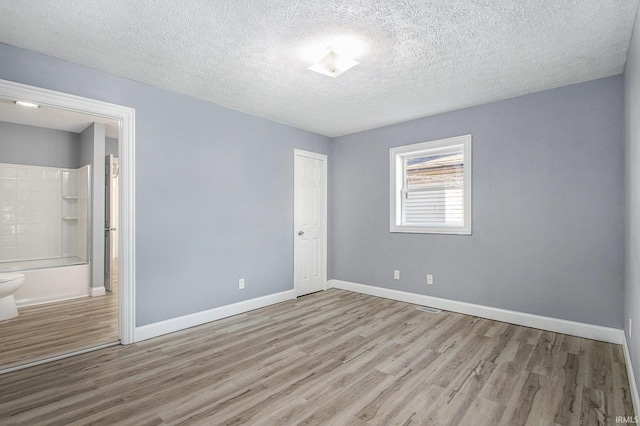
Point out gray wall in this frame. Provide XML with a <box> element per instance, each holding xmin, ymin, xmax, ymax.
<box><xmin>80</xmin><ymin>123</ymin><xmax>106</xmax><ymax>289</ymax></box>
<box><xmin>0</xmin><ymin>121</ymin><xmax>80</xmax><ymax>168</ymax></box>
<box><xmin>0</xmin><ymin>43</ymin><xmax>330</xmax><ymax>326</ymax></box>
<box><xmin>0</xmin><ymin>42</ymin><xmax>625</xmax><ymax>332</ymax></box>
<box><xmin>79</xmin><ymin>124</ymin><xmax>94</xmax><ymax>168</ymax></box>
<box><xmin>625</xmin><ymin>6</ymin><xmax>640</xmax><ymax>399</ymax></box>
<box><xmin>330</xmin><ymin>75</ymin><xmax>624</xmax><ymax>328</ymax></box>
<box><xmin>105</xmin><ymin>137</ymin><xmax>118</xmax><ymax>158</ymax></box>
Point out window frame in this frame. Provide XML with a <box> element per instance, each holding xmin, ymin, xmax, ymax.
<box><xmin>389</xmin><ymin>134</ymin><xmax>472</xmax><ymax>235</ymax></box>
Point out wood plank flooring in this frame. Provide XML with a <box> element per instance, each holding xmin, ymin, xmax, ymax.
<box><xmin>0</xmin><ymin>266</ymin><xmax>119</xmax><ymax>371</ymax></box>
<box><xmin>0</xmin><ymin>289</ymin><xmax>634</xmax><ymax>425</ymax></box>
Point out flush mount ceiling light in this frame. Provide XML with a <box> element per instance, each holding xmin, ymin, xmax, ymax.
<box><xmin>307</xmin><ymin>50</ymin><xmax>360</xmax><ymax>78</ymax></box>
<box><xmin>14</xmin><ymin>100</ymin><xmax>40</xmax><ymax>108</ymax></box>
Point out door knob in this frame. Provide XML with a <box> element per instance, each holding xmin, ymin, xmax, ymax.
<box><xmin>298</xmin><ymin>230</ymin><xmax>304</xmax><ymax>236</ymax></box>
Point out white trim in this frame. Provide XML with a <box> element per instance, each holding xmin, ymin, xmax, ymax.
<box><xmin>90</xmin><ymin>286</ymin><xmax>106</xmax><ymax>297</ymax></box>
<box><xmin>134</xmin><ymin>290</ymin><xmax>296</xmax><ymax>342</ymax></box>
<box><xmin>623</xmin><ymin>335</ymin><xmax>640</xmax><ymax>416</ymax></box>
<box><xmin>390</xmin><ymin>134</ymin><xmax>472</xmax><ymax>235</ymax></box>
<box><xmin>294</xmin><ymin>149</ymin><xmax>328</xmax><ymax>160</ymax></box>
<box><xmin>118</xmin><ymin>95</ymin><xmax>136</xmax><ymax>345</ymax></box>
<box><xmin>0</xmin><ymin>79</ymin><xmax>136</xmax><ymax>345</ymax></box>
<box><xmin>293</xmin><ymin>149</ymin><xmax>328</xmax><ymax>297</ymax></box>
<box><xmin>328</xmin><ymin>279</ymin><xmax>624</xmax><ymax>344</ymax></box>
<box><xmin>17</xmin><ymin>294</ymin><xmax>87</xmax><ymax>308</ymax></box>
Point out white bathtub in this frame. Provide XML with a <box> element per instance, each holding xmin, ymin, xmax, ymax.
<box><xmin>0</xmin><ymin>257</ymin><xmax>91</xmax><ymax>307</ymax></box>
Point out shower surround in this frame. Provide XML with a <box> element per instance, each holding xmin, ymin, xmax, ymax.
<box><xmin>0</xmin><ymin>162</ymin><xmax>91</xmax><ymax>306</ymax></box>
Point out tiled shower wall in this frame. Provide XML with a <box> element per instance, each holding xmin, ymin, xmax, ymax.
<box><xmin>0</xmin><ymin>163</ymin><xmax>86</xmax><ymax>263</ymax></box>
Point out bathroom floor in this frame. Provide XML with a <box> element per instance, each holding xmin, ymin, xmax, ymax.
<box><xmin>0</xmin><ymin>265</ymin><xmax>119</xmax><ymax>372</ymax></box>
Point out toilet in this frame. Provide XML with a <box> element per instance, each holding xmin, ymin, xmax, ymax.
<box><xmin>0</xmin><ymin>273</ymin><xmax>25</xmax><ymax>321</ymax></box>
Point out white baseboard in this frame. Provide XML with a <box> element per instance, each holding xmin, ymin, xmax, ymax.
<box><xmin>18</xmin><ymin>294</ymin><xmax>87</xmax><ymax>308</ymax></box>
<box><xmin>134</xmin><ymin>290</ymin><xmax>296</xmax><ymax>342</ymax></box>
<box><xmin>623</xmin><ymin>334</ymin><xmax>640</xmax><ymax>416</ymax></box>
<box><xmin>328</xmin><ymin>279</ymin><xmax>624</xmax><ymax>345</ymax></box>
<box><xmin>90</xmin><ymin>286</ymin><xmax>106</xmax><ymax>297</ymax></box>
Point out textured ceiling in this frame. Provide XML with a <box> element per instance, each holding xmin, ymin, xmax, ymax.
<box><xmin>0</xmin><ymin>0</ymin><xmax>637</xmax><ymax>137</ymax></box>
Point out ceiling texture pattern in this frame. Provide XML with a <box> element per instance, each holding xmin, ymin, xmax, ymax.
<box><xmin>0</xmin><ymin>0</ymin><xmax>637</xmax><ymax>137</ymax></box>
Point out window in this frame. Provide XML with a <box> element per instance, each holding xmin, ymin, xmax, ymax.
<box><xmin>390</xmin><ymin>135</ymin><xmax>472</xmax><ymax>234</ymax></box>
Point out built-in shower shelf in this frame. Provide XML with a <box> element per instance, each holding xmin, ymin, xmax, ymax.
<box><xmin>62</xmin><ymin>217</ymin><xmax>78</xmax><ymax>221</ymax></box>
<box><xmin>63</xmin><ymin>196</ymin><xmax>78</xmax><ymax>200</ymax></box>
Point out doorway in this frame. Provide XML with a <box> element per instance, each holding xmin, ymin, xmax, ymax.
<box><xmin>294</xmin><ymin>149</ymin><xmax>328</xmax><ymax>297</ymax></box>
<box><xmin>0</xmin><ymin>79</ymin><xmax>135</xmax><ymax>372</ymax></box>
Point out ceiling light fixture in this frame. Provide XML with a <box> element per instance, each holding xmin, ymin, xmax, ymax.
<box><xmin>307</xmin><ymin>50</ymin><xmax>359</xmax><ymax>78</ymax></box>
<box><xmin>14</xmin><ymin>100</ymin><xmax>40</xmax><ymax>108</ymax></box>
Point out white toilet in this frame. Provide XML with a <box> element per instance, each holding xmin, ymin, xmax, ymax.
<box><xmin>0</xmin><ymin>273</ymin><xmax>26</xmax><ymax>321</ymax></box>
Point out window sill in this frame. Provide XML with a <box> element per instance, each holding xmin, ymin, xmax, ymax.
<box><xmin>390</xmin><ymin>225</ymin><xmax>472</xmax><ymax>235</ymax></box>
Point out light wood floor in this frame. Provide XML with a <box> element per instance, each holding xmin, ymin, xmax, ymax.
<box><xmin>0</xmin><ymin>263</ymin><xmax>119</xmax><ymax>371</ymax></box>
<box><xmin>0</xmin><ymin>289</ymin><xmax>634</xmax><ymax>425</ymax></box>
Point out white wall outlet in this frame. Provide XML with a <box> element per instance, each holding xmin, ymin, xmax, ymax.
<box><xmin>427</xmin><ymin>274</ymin><xmax>434</xmax><ymax>285</ymax></box>
<box><xmin>394</xmin><ymin>270</ymin><xmax>400</xmax><ymax>280</ymax></box>
<box><xmin>239</xmin><ymin>278</ymin><xmax>245</xmax><ymax>290</ymax></box>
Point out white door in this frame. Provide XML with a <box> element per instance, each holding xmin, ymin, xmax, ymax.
<box><xmin>104</xmin><ymin>155</ymin><xmax>116</xmax><ymax>292</ymax></box>
<box><xmin>294</xmin><ymin>149</ymin><xmax>327</xmax><ymax>297</ymax></box>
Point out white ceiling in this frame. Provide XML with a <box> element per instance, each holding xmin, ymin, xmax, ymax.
<box><xmin>0</xmin><ymin>98</ymin><xmax>120</xmax><ymax>138</ymax></box>
<box><xmin>0</xmin><ymin>0</ymin><xmax>637</xmax><ymax>137</ymax></box>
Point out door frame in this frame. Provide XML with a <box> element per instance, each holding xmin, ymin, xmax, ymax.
<box><xmin>0</xmin><ymin>79</ymin><xmax>136</xmax><ymax>345</ymax></box>
<box><xmin>293</xmin><ymin>149</ymin><xmax>328</xmax><ymax>297</ymax></box>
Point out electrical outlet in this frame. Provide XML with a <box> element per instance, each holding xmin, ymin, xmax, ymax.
<box><xmin>394</xmin><ymin>270</ymin><xmax>400</xmax><ymax>280</ymax></box>
<box><xmin>427</xmin><ymin>274</ymin><xmax>433</xmax><ymax>285</ymax></box>
<box><xmin>239</xmin><ymin>278</ymin><xmax>245</xmax><ymax>290</ymax></box>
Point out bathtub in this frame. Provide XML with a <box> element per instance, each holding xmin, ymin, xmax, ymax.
<box><xmin>0</xmin><ymin>257</ymin><xmax>91</xmax><ymax>307</ymax></box>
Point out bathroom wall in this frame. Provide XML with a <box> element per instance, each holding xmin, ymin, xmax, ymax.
<box><xmin>0</xmin><ymin>42</ymin><xmax>331</xmax><ymax>326</ymax></box>
<box><xmin>0</xmin><ymin>121</ymin><xmax>80</xmax><ymax>168</ymax></box>
<box><xmin>105</xmin><ymin>137</ymin><xmax>118</xmax><ymax>158</ymax></box>
<box><xmin>80</xmin><ymin>123</ymin><xmax>106</xmax><ymax>289</ymax></box>
<box><xmin>0</xmin><ymin>121</ymin><xmax>90</xmax><ymax>265</ymax></box>
<box><xmin>0</xmin><ymin>162</ymin><xmax>89</xmax><ymax>264</ymax></box>
<box><xmin>1</xmin><ymin>163</ymin><xmax>59</xmax><ymax>262</ymax></box>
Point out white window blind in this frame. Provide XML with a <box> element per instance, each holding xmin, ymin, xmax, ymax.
<box><xmin>390</xmin><ymin>135</ymin><xmax>471</xmax><ymax>234</ymax></box>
